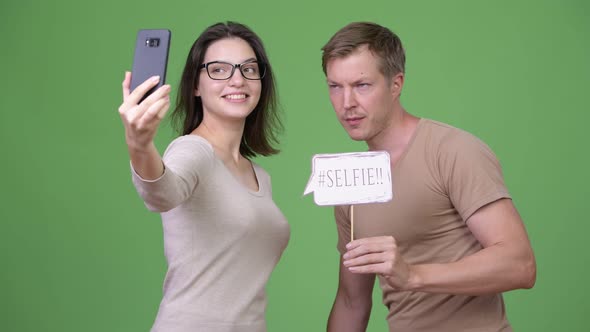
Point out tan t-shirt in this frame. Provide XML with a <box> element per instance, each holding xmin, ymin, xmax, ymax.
<box><xmin>335</xmin><ymin>119</ymin><xmax>512</xmax><ymax>332</ymax></box>
<box><xmin>132</xmin><ymin>135</ymin><xmax>290</xmax><ymax>332</ymax></box>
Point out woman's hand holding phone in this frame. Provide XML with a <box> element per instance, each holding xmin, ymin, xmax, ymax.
<box><xmin>118</xmin><ymin>72</ymin><xmax>170</xmax><ymax>179</ymax></box>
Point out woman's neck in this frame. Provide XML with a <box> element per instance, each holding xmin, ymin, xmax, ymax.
<box><xmin>192</xmin><ymin>118</ymin><xmax>245</xmax><ymax>165</ymax></box>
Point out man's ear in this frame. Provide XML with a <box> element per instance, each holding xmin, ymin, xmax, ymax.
<box><xmin>391</xmin><ymin>72</ymin><xmax>405</xmax><ymax>95</ymax></box>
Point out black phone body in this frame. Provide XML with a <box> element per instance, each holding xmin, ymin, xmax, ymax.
<box><xmin>130</xmin><ymin>29</ymin><xmax>171</xmax><ymax>102</ymax></box>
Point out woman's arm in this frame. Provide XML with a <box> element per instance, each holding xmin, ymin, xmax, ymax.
<box><xmin>118</xmin><ymin>71</ymin><xmax>170</xmax><ymax>180</ymax></box>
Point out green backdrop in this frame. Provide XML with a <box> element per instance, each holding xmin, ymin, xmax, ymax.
<box><xmin>1</xmin><ymin>0</ymin><xmax>588</xmax><ymax>331</ymax></box>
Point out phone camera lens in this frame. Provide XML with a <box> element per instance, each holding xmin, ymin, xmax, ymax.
<box><xmin>146</xmin><ymin>38</ymin><xmax>160</xmax><ymax>47</ymax></box>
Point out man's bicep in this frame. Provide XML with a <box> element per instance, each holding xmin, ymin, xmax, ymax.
<box><xmin>466</xmin><ymin>198</ymin><xmax>531</xmax><ymax>249</ymax></box>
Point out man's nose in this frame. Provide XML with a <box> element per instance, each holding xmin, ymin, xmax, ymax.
<box><xmin>343</xmin><ymin>88</ymin><xmax>356</xmax><ymax>110</ymax></box>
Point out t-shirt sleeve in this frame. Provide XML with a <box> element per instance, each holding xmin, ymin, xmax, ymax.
<box><xmin>438</xmin><ymin>130</ymin><xmax>511</xmax><ymax>222</ymax></box>
<box><xmin>131</xmin><ymin>135</ymin><xmax>215</xmax><ymax>212</ymax></box>
<box><xmin>334</xmin><ymin>204</ymin><xmax>351</xmax><ymax>254</ymax></box>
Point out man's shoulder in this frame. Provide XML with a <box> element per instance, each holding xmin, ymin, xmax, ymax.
<box><xmin>420</xmin><ymin>118</ymin><xmax>483</xmax><ymax>147</ymax></box>
<box><xmin>421</xmin><ymin>118</ymin><xmax>467</xmax><ymax>136</ymax></box>
<box><xmin>418</xmin><ymin>118</ymin><xmax>497</xmax><ymax>166</ymax></box>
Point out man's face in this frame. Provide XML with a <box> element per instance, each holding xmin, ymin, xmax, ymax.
<box><xmin>326</xmin><ymin>46</ymin><xmax>400</xmax><ymax>143</ymax></box>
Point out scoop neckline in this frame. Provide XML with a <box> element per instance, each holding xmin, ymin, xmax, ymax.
<box><xmin>185</xmin><ymin>134</ymin><xmax>264</xmax><ymax>196</ymax></box>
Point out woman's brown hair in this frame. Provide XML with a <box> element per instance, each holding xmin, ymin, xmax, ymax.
<box><xmin>172</xmin><ymin>21</ymin><xmax>282</xmax><ymax>158</ymax></box>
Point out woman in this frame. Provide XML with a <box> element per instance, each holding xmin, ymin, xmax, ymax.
<box><xmin>118</xmin><ymin>22</ymin><xmax>290</xmax><ymax>332</ymax></box>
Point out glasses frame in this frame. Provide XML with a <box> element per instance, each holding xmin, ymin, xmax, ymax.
<box><xmin>199</xmin><ymin>60</ymin><xmax>266</xmax><ymax>81</ymax></box>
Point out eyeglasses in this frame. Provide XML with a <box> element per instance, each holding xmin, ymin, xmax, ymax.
<box><xmin>199</xmin><ymin>60</ymin><xmax>266</xmax><ymax>80</ymax></box>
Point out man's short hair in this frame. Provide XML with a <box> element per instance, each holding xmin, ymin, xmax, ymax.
<box><xmin>321</xmin><ymin>22</ymin><xmax>406</xmax><ymax>80</ymax></box>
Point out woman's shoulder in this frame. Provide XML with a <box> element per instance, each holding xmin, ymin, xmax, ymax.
<box><xmin>169</xmin><ymin>134</ymin><xmax>214</xmax><ymax>149</ymax></box>
<box><xmin>251</xmin><ymin>161</ymin><xmax>270</xmax><ymax>178</ymax></box>
<box><xmin>163</xmin><ymin>134</ymin><xmax>215</xmax><ymax>157</ymax></box>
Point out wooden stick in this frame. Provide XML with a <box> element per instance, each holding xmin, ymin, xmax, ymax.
<box><xmin>350</xmin><ymin>205</ymin><xmax>354</xmax><ymax>242</ymax></box>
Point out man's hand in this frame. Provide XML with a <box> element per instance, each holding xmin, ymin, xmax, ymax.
<box><xmin>343</xmin><ymin>236</ymin><xmax>415</xmax><ymax>291</ymax></box>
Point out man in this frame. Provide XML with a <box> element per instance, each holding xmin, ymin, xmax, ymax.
<box><xmin>322</xmin><ymin>22</ymin><xmax>536</xmax><ymax>332</ymax></box>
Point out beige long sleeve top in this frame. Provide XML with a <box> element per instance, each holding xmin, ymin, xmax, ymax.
<box><xmin>132</xmin><ymin>135</ymin><xmax>290</xmax><ymax>332</ymax></box>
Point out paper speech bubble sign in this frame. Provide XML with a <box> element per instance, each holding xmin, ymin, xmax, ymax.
<box><xmin>303</xmin><ymin>151</ymin><xmax>392</xmax><ymax>206</ymax></box>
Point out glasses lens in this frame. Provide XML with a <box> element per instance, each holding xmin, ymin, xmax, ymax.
<box><xmin>207</xmin><ymin>62</ymin><xmax>233</xmax><ymax>80</ymax></box>
<box><xmin>241</xmin><ymin>61</ymin><xmax>264</xmax><ymax>80</ymax></box>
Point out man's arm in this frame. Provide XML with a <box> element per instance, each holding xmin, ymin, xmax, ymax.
<box><xmin>411</xmin><ymin>198</ymin><xmax>536</xmax><ymax>294</ymax></box>
<box><xmin>327</xmin><ymin>257</ymin><xmax>375</xmax><ymax>332</ymax></box>
<box><xmin>344</xmin><ymin>198</ymin><xmax>536</xmax><ymax>295</ymax></box>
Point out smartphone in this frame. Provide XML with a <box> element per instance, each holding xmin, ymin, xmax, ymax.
<box><xmin>130</xmin><ymin>29</ymin><xmax>171</xmax><ymax>102</ymax></box>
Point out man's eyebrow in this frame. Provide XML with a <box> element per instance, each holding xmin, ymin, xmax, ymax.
<box><xmin>326</xmin><ymin>79</ymin><xmax>368</xmax><ymax>85</ymax></box>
